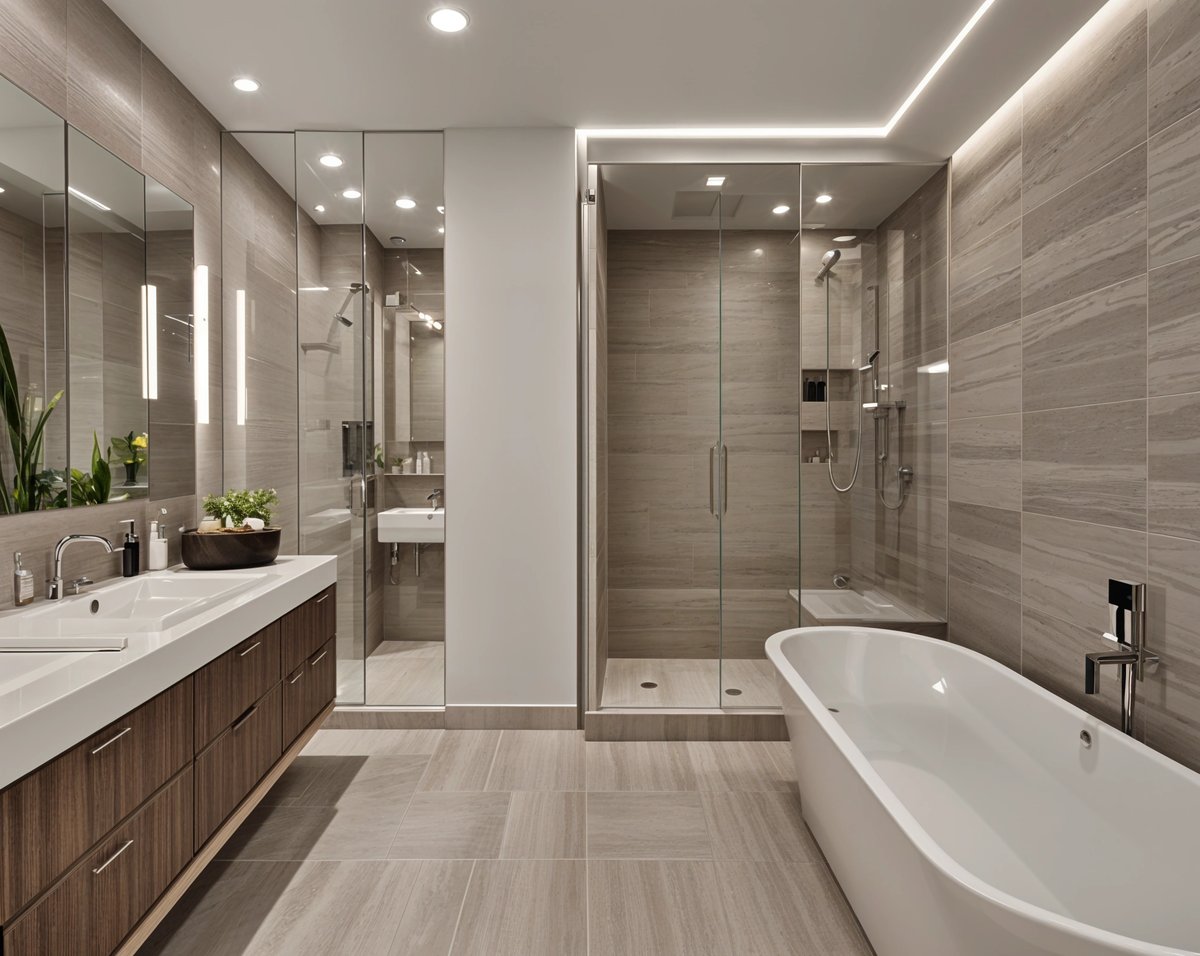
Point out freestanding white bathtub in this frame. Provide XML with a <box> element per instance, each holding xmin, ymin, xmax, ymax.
<box><xmin>766</xmin><ymin>626</ymin><xmax>1200</xmax><ymax>956</ymax></box>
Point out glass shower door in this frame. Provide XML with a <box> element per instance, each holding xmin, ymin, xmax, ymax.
<box><xmin>717</xmin><ymin>165</ymin><xmax>802</xmax><ymax>707</ymax></box>
<box><xmin>295</xmin><ymin>131</ymin><xmax>368</xmax><ymax>704</ymax></box>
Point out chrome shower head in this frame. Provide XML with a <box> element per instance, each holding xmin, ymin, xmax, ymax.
<box><xmin>859</xmin><ymin>349</ymin><xmax>880</xmax><ymax>372</ymax></box>
<box><xmin>816</xmin><ymin>248</ymin><xmax>841</xmax><ymax>281</ymax></box>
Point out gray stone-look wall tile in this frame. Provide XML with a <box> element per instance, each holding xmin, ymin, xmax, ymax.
<box><xmin>1021</xmin><ymin>605</ymin><xmax>1124</xmax><ymax>725</ymax></box>
<box><xmin>948</xmin><ymin>414</ymin><xmax>1022</xmax><ymax>511</ymax></box>
<box><xmin>0</xmin><ymin>0</ymin><xmax>68</xmax><ymax>116</ymax></box>
<box><xmin>1023</xmin><ymin>400</ymin><xmax>1147</xmax><ymax>530</ymax></box>
<box><xmin>949</xmin><ymin>321</ymin><xmax>1021</xmax><ymax>420</ymax></box>
<box><xmin>1149</xmin><ymin>0</ymin><xmax>1200</xmax><ymax>136</ymax></box>
<box><xmin>949</xmin><ymin>218</ymin><xmax>1021</xmax><ymax>343</ymax></box>
<box><xmin>950</xmin><ymin>91</ymin><xmax>1022</xmax><ymax>253</ymax></box>
<box><xmin>947</xmin><ymin>578</ymin><xmax>1021</xmax><ymax>672</ymax></box>
<box><xmin>1145</xmin><ymin>532</ymin><xmax>1200</xmax><ymax>769</ymax></box>
<box><xmin>1149</xmin><ymin>257</ymin><xmax>1200</xmax><ymax>397</ymax></box>
<box><xmin>65</xmin><ymin>0</ymin><xmax>142</xmax><ymax>169</ymax></box>
<box><xmin>1149</xmin><ymin>105</ymin><xmax>1200</xmax><ymax>267</ymax></box>
<box><xmin>1149</xmin><ymin>392</ymin><xmax>1200</xmax><ymax>539</ymax></box>
<box><xmin>1021</xmin><ymin>145</ymin><xmax>1148</xmax><ymax>316</ymax></box>
<box><xmin>1021</xmin><ymin>0</ymin><xmax>1147</xmax><ymax>212</ymax></box>
<box><xmin>948</xmin><ymin>502</ymin><xmax>1021</xmax><ymax>601</ymax></box>
<box><xmin>1022</xmin><ymin>275</ymin><xmax>1147</xmax><ymax>412</ymax></box>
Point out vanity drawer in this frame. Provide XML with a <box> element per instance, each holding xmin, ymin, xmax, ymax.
<box><xmin>280</xmin><ymin>585</ymin><xmax>336</xmax><ymax>675</ymax></box>
<box><xmin>194</xmin><ymin>682</ymin><xmax>282</xmax><ymax>848</ymax></box>
<box><xmin>195</xmin><ymin>622</ymin><xmax>281</xmax><ymax>750</ymax></box>
<box><xmin>0</xmin><ymin>678</ymin><xmax>193</xmax><ymax>923</ymax></box>
<box><xmin>2</xmin><ymin>768</ymin><xmax>193</xmax><ymax>956</ymax></box>
<box><xmin>282</xmin><ymin>639</ymin><xmax>336</xmax><ymax>747</ymax></box>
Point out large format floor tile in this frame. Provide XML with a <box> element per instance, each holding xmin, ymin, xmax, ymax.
<box><xmin>388</xmin><ymin>792</ymin><xmax>512</xmax><ymax>859</ymax></box>
<box><xmin>585</xmin><ymin>740</ymin><xmax>699</xmax><ymax>790</ymax></box>
<box><xmin>450</xmin><ymin>860</ymin><xmax>587</xmax><ymax>956</ymax></box>
<box><xmin>587</xmin><ymin>792</ymin><xmax>713</xmax><ymax>859</ymax></box>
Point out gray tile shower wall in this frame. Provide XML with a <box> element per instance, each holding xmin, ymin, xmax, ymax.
<box><xmin>947</xmin><ymin>0</ymin><xmax>1200</xmax><ymax>771</ymax></box>
<box><xmin>0</xmin><ymin>0</ymin><xmax>223</xmax><ymax>602</ymax></box>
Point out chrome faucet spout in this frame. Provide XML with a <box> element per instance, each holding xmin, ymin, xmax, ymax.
<box><xmin>48</xmin><ymin>534</ymin><xmax>115</xmax><ymax>600</ymax></box>
<box><xmin>1083</xmin><ymin>580</ymin><xmax>1158</xmax><ymax>735</ymax></box>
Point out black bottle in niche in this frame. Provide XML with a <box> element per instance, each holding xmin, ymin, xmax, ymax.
<box><xmin>816</xmin><ymin>378</ymin><xmax>827</xmax><ymax>402</ymax></box>
<box><xmin>805</xmin><ymin>378</ymin><xmax>818</xmax><ymax>402</ymax></box>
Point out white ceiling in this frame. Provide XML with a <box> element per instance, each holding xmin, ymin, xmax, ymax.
<box><xmin>106</xmin><ymin>0</ymin><xmax>1106</xmax><ymax>160</ymax></box>
<box><xmin>602</xmin><ymin>163</ymin><xmax>942</xmax><ymax>231</ymax></box>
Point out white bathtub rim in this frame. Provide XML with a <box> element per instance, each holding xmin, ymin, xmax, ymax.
<box><xmin>766</xmin><ymin>625</ymin><xmax>1200</xmax><ymax>956</ymax></box>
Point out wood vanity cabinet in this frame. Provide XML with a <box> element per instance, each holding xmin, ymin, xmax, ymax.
<box><xmin>0</xmin><ymin>584</ymin><xmax>336</xmax><ymax>956</ymax></box>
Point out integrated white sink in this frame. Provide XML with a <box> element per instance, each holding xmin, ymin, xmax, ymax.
<box><xmin>0</xmin><ymin>570</ymin><xmax>268</xmax><ymax>651</ymax></box>
<box><xmin>378</xmin><ymin>507</ymin><xmax>445</xmax><ymax>544</ymax></box>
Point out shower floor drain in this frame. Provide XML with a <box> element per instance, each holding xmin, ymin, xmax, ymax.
<box><xmin>640</xmin><ymin>681</ymin><xmax>658</xmax><ymax>689</ymax></box>
<box><xmin>724</xmin><ymin>687</ymin><xmax>743</xmax><ymax>696</ymax></box>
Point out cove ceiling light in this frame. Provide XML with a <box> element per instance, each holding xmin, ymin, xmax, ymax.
<box><xmin>579</xmin><ymin>0</ymin><xmax>996</xmax><ymax>140</ymax></box>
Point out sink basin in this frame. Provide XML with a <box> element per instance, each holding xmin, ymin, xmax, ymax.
<box><xmin>0</xmin><ymin>570</ymin><xmax>267</xmax><ymax>651</ymax></box>
<box><xmin>378</xmin><ymin>507</ymin><xmax>445</xmax><ymax>544</ymax></box>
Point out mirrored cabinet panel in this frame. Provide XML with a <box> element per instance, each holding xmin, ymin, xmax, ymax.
<box><xmin>0</xmin><ymin>76</ymin><xmax>197</xmax><ymax>514</ymax></box>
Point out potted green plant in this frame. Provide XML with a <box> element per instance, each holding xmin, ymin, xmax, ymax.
<box><xmin>110</xmin><ymin>431</ymin><xmax>148</xmax><ymax>486</ymax></box>
<box><xmin>182</xmin><ymin>488</ymin><xmax>282</xmax><ymax>570</ymax></box>
<box><xmin>0</xmin><ymin>323</ymin><xmax>63</xmax><ymax>513</ymax></box>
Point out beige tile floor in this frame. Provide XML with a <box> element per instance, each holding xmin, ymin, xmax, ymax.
<box><xmin>602</xmin><ymin>657</ymin><xmax>780</xmax><ymax>708</ymax></box>
<box><xmin>142</xmin><ymin>730</ymin><xmax>872</xmax><ymax>956</ymax></box>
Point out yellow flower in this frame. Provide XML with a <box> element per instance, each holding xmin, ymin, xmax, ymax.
<box><xmin>132</xmin><ymin>434</ymin><xmax>148</xmax><ymax>449</ymax></box>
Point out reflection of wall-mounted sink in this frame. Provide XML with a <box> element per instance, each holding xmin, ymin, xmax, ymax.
<box><xmin>378</xmin><ymin>507</ymin><xmax>445</xmax><ymax>543</ymax></box>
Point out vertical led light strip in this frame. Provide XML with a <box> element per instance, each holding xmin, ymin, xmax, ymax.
<box><xmin>236</xmin><ymin>289</ymin><xmax>247</xmax><ymax>426</ymax></box>
<box><xmin>146</xmin><ymin>284</ymin><xmax>158</xmax><ymax>400</ymax></box>
<box><xmin>141</xmin><ymin>285</ymin><xmax>148</xmax><ymax>399</ymax></box>
<box><xmin>193</xmin><ymin>266</ymin><xmax>209</xmax><ymax>424</ymax></box>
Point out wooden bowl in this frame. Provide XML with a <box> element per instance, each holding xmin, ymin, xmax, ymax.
<box><xmin>180</xmin><ymin>528</ymin><xmax>282</xmax><ymax>570</ymax></box>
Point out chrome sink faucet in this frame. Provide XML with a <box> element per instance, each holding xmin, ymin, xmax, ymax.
<box><xmin>1084</xmin><ymin>579</ymin><xmax>1159</xmax><ymax>735</ymax></box>
<box><xmin>427</xmin><ymin>488</ymin><xmax>444</xmax><ymax>515</ymax></box>
<box><xmin>48</xmin><ymin>534</ymin><xmax>115</xmax><ymax>600</ymax></box>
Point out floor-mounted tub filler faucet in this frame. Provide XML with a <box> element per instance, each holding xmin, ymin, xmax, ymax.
<box><xmin>1084</xmin><ymin>579</ymin><xmax>1158</xmax><ymax>735</ymax></box>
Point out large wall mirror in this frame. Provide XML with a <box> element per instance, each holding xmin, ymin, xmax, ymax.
<box><xmin>0</xmin><ymin>74</ymin><xmax>195</xmax><ymax>513</ymax></box>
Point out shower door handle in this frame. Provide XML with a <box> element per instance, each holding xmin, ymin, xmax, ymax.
<box><xmin>708</xmin><ymin>444</ymin><xmax>718</xmax><ymax>517</ymax></box>
<box><xmin>721</xmin><ymin>443</ymin><xmax>728</xmax><ymax>515</ymax></box>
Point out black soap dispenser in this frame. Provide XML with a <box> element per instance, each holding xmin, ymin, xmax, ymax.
<box><xmin>120</xmin><ymin>519</ymin><xmax>140</xmax><ymax>577</ymax></box>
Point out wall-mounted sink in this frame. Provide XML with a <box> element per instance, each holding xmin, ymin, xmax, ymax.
<box><xmin>378</xmin><ymin>507</ymin><xmax>445</xmax><ymax>544</ymax></box>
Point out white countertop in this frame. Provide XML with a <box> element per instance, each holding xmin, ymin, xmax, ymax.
<box><xmin>0</xmin><ymin>555</ymin><xmax>337</xmax><ymax>791</ymax></box>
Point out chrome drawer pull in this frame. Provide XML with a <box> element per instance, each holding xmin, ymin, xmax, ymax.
<box><xmin>310</xmin><ymin>650</ymin><xmax>328</xmax><ymax>666</ymax></box>
<box><xmin>90</xmin><ymin>727</ymin><xmax>132</xmax><ymax>755</ymax></box>
<box><xmin>92</xmin><ymin>839</ymin><xmax>133</xmax><ymax>875</ymax></box>
<box><xmin>316</xmin><ymin>594</ymin><xmax>329</xmax><ymax>604</ymax></box>
<box><xmin>231</xmin><ymin>704</ymin><xmax>258</xmax><ymax>731</ymax></box>
<box><xmin>289</xmin><ymin>670</ymin><xmax>304</xmax><ymax>685</ymax></box>
<box><xmin>238</xmin><ymin>641</ymin><xmax>262</xmax><ymax>658</ymax></box>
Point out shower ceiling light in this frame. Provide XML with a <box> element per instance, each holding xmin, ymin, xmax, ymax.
<box><xmin>232</xmin><ymin>77</ymin><xmax>260</xmax><ymax>93</ymax></box>
<box><xmin>315</xmin><ymin>204</ymin><xmax>326</xmax><ymax>213</ymax></box>
<box><xmin>772</xmin><ymin>204</ymin><xmax>790</xmax><ymax>215</ymax></box>
<box><xmin>319</xmin><ymin>154</ymin><xmax>343</xmax><ymax>168</ymax></box>
<box><xmin>815</xmin><ymin>194</ymin><xmax>833</xmax><ymax>204</ymax></box>
<box><xmin>437</xmin><ymin>205</ymin><xmax>445</xmax><ymax>214</ymax></box>
<box><xmin>706</xmin><ymin>176</ymin><xmax>725</xmax><ymax>187</ymax></box>
<box><xmin>579</xmin><ymin>0</ymin><xmax>995</xmax><ymax>139</ymax></box>
<box><xmin>834</xmin><ymin>235</ymin><xmax>857</xmax><ymax>242</ymax></box>
<box><xmin>438</xmin><ymin>226</ymin><xmax>445</xmax><ymax>234</ymax></box>
<box><xmin>429</xmin><ymin>7</ymin><xmax>469</xmax><ymax>32</ymax></box>
<box><xmin>395</xmin><ymin>197</ymin><xmax>417</xmax><ymax>209</ymax></box>
<box><xmin>342</xmin><ymin>188</ymin><xmax>361</xmax><ymax>199</ymax></box>
<box><xmin>433</xmin><ymin>321</ymin><xmax>443</xmax><ymax>331</ymax></box>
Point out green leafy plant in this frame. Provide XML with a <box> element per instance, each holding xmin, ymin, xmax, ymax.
<box><xmin>373</xmin><ymin>443</ymin><xmax>385</xmax><ymax>470</ymax></box>
<box><xmin>202</xmin><ymin>488</ymin><xmax>279</xmax><ymax>528</ymax></box>
<box><xmin>0</xmin><ymin>323</ymin><xmax>64</xmax><ymax>513</ymax></box>
<box><xmin>62</xmin><ymin>434</ymin><xmax>113</xmax><ymax>506</ymax></box>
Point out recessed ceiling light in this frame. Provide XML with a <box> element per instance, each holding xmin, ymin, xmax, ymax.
<box><xmin>232</xmin><ymin>77</ymin><xmax>260</xmax><ymax>93</ymax></box>
<box><xmin>342</xmin><ymin>188</ymin><xmax>361</xmax><ymax>200</ymax></box>
<box><xmin>395</xmin><ymin>197</ymin><xmax>417</xmax><ymax>209</ymax></box>
<box><xmin>834</xmin><ymin>235</ymin><xmax>857</xmax><ymax>242</ymax></box>
<box><xmin>0</xmin><ymin>186</ymin><xmax>6</xmax><ymax>194</ymax></box>
<box><xmin>319</xmin><ymin>154</ymin><xmax>343</xmax><ymax>168</ymax></box>
<box><xmin>315</xmin><ymin>204</ymin><xmax>326</xmax><ymax>213</ymax></box>
<box><xmin>706</xmin><ymin>176</ymin><xmax>725</xmax><ymax>187</ymax></box>
<box><xmin>437</xmin><ymin>205</ymin><xmax>445</xmax><ymax>214</ymax></box>
<box><xmin>438</xmin><ymin>226</ymin><xmax>445</xmax><ymax>234</ymax></box>
<box><xmin>815</xmin><ymin>194</ymin><xmax>833</xmax><ymax>204</ymax></box>
<box><xmin>433</xmin><ymin>320</ymin><xmax>443</xmax><ymax>331</ymax></box>
<box><xmin>429</xmin><ymin>7</ymin><xmax>469</xmax><ymax>32</ymax></box>
<box><xmin>772</xmin><ymin>204</ymin><xmax>790</xmax><ymax>215</ymax></box>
